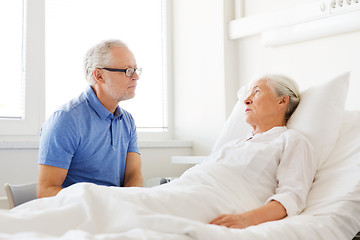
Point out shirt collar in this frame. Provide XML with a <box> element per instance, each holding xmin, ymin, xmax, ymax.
<box><xmin>85</xmin><ymin>86</ymin><xmax>123</xmax><ymax>120</ymax></box>
<box><xmin>246</xmin><ymin>126</ymin><xmax>287</xmax><ymax>141</ymax></box>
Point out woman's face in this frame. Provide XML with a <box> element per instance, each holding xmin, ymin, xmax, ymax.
<box><xmin>243</xmin><ymin>78</ymin><xmax>285</xmax><ymax>131</ymax></box>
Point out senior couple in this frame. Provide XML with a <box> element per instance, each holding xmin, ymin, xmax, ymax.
<box><xmin>37</xmin><ymin>39</ymin><xmax>315</xmax><ymax>229</ymax></box>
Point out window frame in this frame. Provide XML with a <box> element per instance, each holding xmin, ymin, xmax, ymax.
<box><xmin>0</xmin><ymin>0</ymin><xmax>173</xmax><ymax>142</ymax></box>
<box><xmin>0</xmin><ymin>0</ymin><xmax>45</xmax><ymax>138</ymax></box>
<box><xmin>137</xmin><ymin>0</ymin><xmax>173</xmax><ymax>141</ymax></box>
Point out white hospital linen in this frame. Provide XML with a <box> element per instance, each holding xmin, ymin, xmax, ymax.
<box><xmin>0</xmin><ymin>127</ymin><xmax>317</xmax><ymax>239</ymax></box>
<box><xmin>205</xmin><ymin>126</ymin><xmax>316</xmax><ymax>216</ymax></box>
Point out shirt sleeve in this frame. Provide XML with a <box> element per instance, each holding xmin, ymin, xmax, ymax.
<box><xmin>38</xmin><ymin>111</ymin><xmax>79</xmax><ymax>169</ymax></box>
<box><xmin>266</xmin><ymin>130</ymin><xmax>316</xmax><ymax>217</ymax></box>
<box><xmin>126</xmin><ymin>113</ymin><xmax>140</xmax><ymax>155</ymax></box>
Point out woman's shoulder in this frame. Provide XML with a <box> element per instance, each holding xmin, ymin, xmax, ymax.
<box><xmin>284</xmin><ymin>127</ymin><xmax>306</xmax><ymax>138</ymax></box>
<box><xmin>283</xmin><ymin>128</ymin><xmax>313</xmax><ymax>148</ymax></box>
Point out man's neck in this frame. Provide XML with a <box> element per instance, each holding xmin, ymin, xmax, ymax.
<box><xmin>91</xmin><ymin>85</ymin><xmax>118</xmax><ymax>114</ymax></box>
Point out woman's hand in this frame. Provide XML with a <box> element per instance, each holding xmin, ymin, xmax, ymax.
<box><xmin>209</xmin><ymin>200</ymin><xmax>287</xmax><ymax>229</ymax></box>
<box><xmin>209</xmin><ymin>213</ymin><xmax>253</xmax><ymax>229</ymax></box>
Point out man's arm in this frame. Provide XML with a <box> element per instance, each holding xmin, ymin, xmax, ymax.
<box><xmin>37</xmin><ymin>164</ymin><xmax>68</xmax><ymax>198</ymax></box>
<box><xmin>209</xmin><ymin>200</ymin><xmax>287</xmax><ymax>229</ymax></box>
<box><xmin>123</xmin><ymin>152</ymin><xmax>143</xmax><ymax>187</ymax></box>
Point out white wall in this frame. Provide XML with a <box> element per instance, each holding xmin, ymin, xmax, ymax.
<box><xmin>172</xmin><ymin>0</ymin><xmax>238</xmax><ymax>155</ymax></box>
<box><xmin>236</xmin><ymin>0</ymin><xmax>360</xmax><ymax>111</ymax></box>
<box><xmin>171</xmin><ymin>0</ymin><xmax>360</xmax><ymax>157</ymax></box>
<box><xmin>0</xmin><ymin>149</ymin><xmax>39</xmax><ymax>196</ymax></box>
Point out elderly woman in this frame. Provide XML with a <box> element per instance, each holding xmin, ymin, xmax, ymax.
<box><xmin>208</xmin><ymin>74</ymin><xmax>316</xmax><ymax>228</ymax></box>
<box><xmin>0</xmin><ymin>74</ymin><xmax>316</xmax><ymax>237</ymax></box>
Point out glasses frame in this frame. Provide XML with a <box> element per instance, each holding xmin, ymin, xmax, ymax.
<box><xmin>98</xmin><ymin>67</ymin><xmax>142</xmax><ymax>77</ymax></box>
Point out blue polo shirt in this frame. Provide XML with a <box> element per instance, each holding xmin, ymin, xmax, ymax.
<box><xmin>38</xmin><ymin>86</ymin><xmax>140</xmax><ymax>188</ymax></box>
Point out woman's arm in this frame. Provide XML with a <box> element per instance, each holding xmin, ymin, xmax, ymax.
<box><xmin>209</xmin><ymin>200</ymin><xmax>286</xmax><ymax>229</ymax></box>
<box><xmin>210</xmin><ymin>131</ymin><xmax>316</xmax><ymax>229</ymax></box>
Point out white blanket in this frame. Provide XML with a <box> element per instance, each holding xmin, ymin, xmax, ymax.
<box><xmin>1</xmin><ymin>112</ymin><xmax>360</xmax><ymax>240</ymax></box>
<box><xmin>0</xmin><ymin>163</ymin><xmax>263</xmax><ymax>240</ymax></box>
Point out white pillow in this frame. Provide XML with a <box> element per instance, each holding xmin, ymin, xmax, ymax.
<box><xmin>212</xmin><ymin>86</ymin><xmax>252</xmax><ymax>152</ymax></box>
<box><xmin>212</xmin><ymin>72</ymin><xmax>350</xmax><ymax>168</ymax></box>
<box><xmin>287</xmin><ymin>72</ymin><xmax>349</xmax><ymax>168</ymax></box>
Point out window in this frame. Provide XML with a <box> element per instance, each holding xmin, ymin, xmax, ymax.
<box><xmin>0</xmin><ymin>0</ymin><xmax>170</xmax><ymax>139</ymax></box>
<box><xmin>0</xmin><ymin>0</ymin><xmax>45</xmax><ymax>137</ymax></box>
<box><xmin>45</xmin><ymin>0</ymin><xmax>170</xmax><ymax>136</ymax></box>
<box><xmin>0</xmin><ymin>0</ymin><xmax>25</xmax><ymax>119</ymax></box>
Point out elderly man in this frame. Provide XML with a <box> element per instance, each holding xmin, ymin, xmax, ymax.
<box><xmin>37</xmin><ymin>39</ymin><xmax>143</xmax><ymax>198</ymax></box>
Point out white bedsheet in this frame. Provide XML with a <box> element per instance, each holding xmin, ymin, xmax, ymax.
<box><xmin>1</xmin><ymin>111</ymin><xmax>360</xmax><ymax>240</ymax></box>
<box><xmin>0</xmin><ymin>162</ymin><xmax>263</xmax><ymax>239</ymax></box>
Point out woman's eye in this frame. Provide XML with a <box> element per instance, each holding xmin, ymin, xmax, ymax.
<box><xmin>254</xmin><ymin>90</ymin><xmax>260</xmax><ymax>95</ymax></box>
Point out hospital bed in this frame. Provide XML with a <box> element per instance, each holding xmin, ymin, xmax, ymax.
<box><xmin>210</xmin><ymin>72</ymin><xmax>360</xmax><ymax>239</ymax></box>
<box><xmin>0</xmin><ymin>72</ymin><xmax>359</xmax><ymax>239</ymax></box>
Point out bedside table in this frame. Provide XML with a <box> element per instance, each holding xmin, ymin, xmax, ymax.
<box><xmin>171</xmin><ymin>156</ymin><xmax>207</xmax><ymax>164</ymax></box>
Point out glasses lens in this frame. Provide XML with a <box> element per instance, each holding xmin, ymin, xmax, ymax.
<box><xmin>136</xmin><ymin>68</ymin><xmax>142</xmax><ymax>76</ymax></box>
<box><xmin>125</xmin><ymin>68</ymin><xmax>135</xmax><ymax>77</ymax></box>
<box><xmin>125</xmin><ymin>68</ymin><xmax>142</xmax><ymax>77</ymax></box>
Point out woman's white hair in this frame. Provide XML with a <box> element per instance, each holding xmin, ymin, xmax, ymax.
<box><xmin>262</xmin><ymin>74</ymin><xmax>301</xmax><ymax>122</ymax></box>
<box><xmin>84</xmin><ymin>39</ymin><xmax>128</xmax><ymax>85</ymax></box>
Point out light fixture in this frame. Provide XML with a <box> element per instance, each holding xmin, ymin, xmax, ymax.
<box><xmin>228</xmin><ymin>0</ymin><xmax>360</xmax><ymax>47</ymax></box>
<box><xmin>262</xmin><ymin>9</ymin><xmax>360</xmax><ymax>47</ymax></box>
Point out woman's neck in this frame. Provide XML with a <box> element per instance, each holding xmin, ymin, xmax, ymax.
<box><xmin>252</xmin><ymin>121</ymin><xmax>286</xmax><ymax>135</ymax></box>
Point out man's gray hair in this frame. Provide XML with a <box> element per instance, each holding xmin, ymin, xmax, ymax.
<box><xmin>262</xmin><ymin>74</ymin><xmax>301</xmax><ymax>122</ymax></box>
<box><xmin>84</xmin><ymin>39</ymin><xmax>128</xmax><ymax>85</ymax></box>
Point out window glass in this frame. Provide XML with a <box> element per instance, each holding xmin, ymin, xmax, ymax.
<box><xmin>0</xmin><ymin>0</ymin><xmax>25</xmax><ymax>119</ymax></box>
<box><xmin>46</xmin><ymin>0</ymin><xmax>167</xmax><ymax>131</ymax></box>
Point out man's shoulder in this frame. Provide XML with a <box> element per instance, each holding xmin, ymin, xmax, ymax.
<box><xmin>57</xmin><ymin>91</ymin><xmax>88</xmax><ymax>113</ymax></box>
<box><xmin>46</xmin><ymin>92</ymin><xmax>89</xmax><ymax>126</ymax></box>
<box><xmin>119</xmin><ymin>107</ymin><xmax>135</xmax><ymax>121</ymax></box>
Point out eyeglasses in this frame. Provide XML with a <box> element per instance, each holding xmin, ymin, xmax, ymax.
<box><xmin>98</xmin><ymin>67</ymin><xmax>142</xmax><ymax>77</ymax></box>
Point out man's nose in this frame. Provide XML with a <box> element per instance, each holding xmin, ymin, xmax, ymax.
<box><xmin>132</xmin><ymin>71</ymin><xmax>140</xmax><ymax>80</ymax></box>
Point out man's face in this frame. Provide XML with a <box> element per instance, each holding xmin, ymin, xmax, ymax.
<box><xmin>101</xmin><ymin>46</ymin><xmax>140</xmax><ymax>102</ymax></box>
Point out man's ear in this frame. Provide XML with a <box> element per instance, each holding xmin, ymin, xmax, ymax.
<box><xmin>93</xmin><ymin>68</ymin><xmax>105</xmax><ymax>84</ymax></box>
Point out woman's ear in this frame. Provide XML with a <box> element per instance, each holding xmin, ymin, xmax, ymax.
<box><xmin>279</xmin><ymin>96</ymin><xmax>289</xmax><ymax>106</ymax></box>
<box><xmin>93</xmin><ymin>68</ymin><xmax>105</xmax><ymax>84</ymax></box>
<box><xmin>279</xmin><ymin>96</ymin><xmax>290</xmax><ymax>112</ymax></box>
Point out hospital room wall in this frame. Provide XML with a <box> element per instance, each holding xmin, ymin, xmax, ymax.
<box><xmin>172</xmin><ymin>0</ymin><xmax>238</xmax><ymax>156</ymax></box>
<box><xmin>172</xmin><ymin>0</ymin><xmax>360</xmax><ymax>157</ymax></box>
<box><xmin>236</xmin><ymin>0</ymin><xmax>360</xmax><ymax>111</ymax></box>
